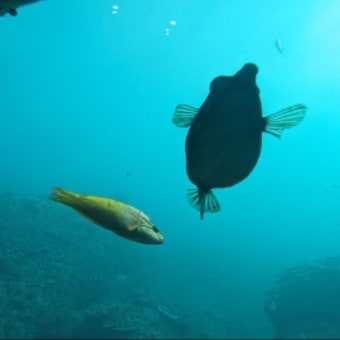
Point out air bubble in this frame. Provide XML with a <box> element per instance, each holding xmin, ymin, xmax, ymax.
<box><xmin>112</xmin><ymin>4</ymin><xmax>119</xmax><ymax>14</ymax></box>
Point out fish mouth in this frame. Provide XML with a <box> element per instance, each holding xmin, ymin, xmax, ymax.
<box><xmin>146</xmin><ymin>232</ymin><xmax>164</xmax><ymax>244</ymax></box>
<box><xmin>131</xmin><ymin>232</ymin><xmax>164</xmax><ymax>245</ymax></box>
<box><xmin>156</xmin><ymin>234</ymin><xmax>165</xmax><ymax>244</ymax></box>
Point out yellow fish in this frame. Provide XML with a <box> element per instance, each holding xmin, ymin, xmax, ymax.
<box><xmin>49</xmin><ymin>187</ymin><xmax>164</xmax><ymax>245</ymax></box>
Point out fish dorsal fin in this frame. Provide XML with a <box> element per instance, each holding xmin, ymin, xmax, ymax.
<box><xmin>264</xmin><ymin>104</ymin><xmax>307</xmax><ymax>138</ymax></box>
<box><xmin>172</xmin><ymin>104</ymin><xmax>199</xmax><ymax>128</ymax></box>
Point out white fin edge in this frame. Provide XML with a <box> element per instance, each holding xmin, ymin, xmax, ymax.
<box><xmin>265</xmin><ymin>104</ymin><xmax>307</xmax><ymax>138</ymax></box>
<box><xmin>172</xmin><ymin>104</ymin><xmax>199</xmax><ymax>128</ymax></box>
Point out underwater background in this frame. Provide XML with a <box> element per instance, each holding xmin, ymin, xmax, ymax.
<box><xmin>1</xmin><ymin>0</ymin><xmax>340</xmax><ymax>338</ymax></box>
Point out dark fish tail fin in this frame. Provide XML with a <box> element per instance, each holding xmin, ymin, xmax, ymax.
<box><xmin>172</xmin><ymin>104</ymin><xmax>199</xmax><ymax>128</ymax></box>
<box><xmin>187</xmin><ymin>188</ymin><xmax>221</xmax><ymax>220</ymax></box>
<box><xmin>264</xmin><ymin>104</ymin><xmax>307</xmax><ymax>138</ymax></box>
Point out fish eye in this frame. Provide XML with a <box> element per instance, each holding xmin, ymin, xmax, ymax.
<box><xmin>152</xmin><ymin>225</ymin><xmax>160</xmax><ymax>233</ymax></box>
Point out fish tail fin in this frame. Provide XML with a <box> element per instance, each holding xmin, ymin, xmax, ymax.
<box><xmin>49</xmin><ymin>187</ymin><xmax>79</xmax><ymax>207</ymax></box>
<box><xmin>172</xmin><ymin>104</ymin><xmax>199</xmax><ymax>127</ymax></box>
<box><xmin>264</xmin><ymin>104</ymin><xmax>307</xmax><ymax>138</ymax></box>
<box><xmin>187</xmin><ymin>188</ymin><xmax>221</xmax><ymax>220</ymax></box>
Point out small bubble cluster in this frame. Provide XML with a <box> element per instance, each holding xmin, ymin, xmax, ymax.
<box><xmin>165</xmin><ymin>20</ymin><xmax>176</xmax><ymax>36</ymax></box>
<box><xmin>112</xmin><ymin>4</ymin><xmax>119</xmax><ymax>15</ymax></box>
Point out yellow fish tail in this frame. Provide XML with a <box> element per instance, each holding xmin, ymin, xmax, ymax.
<box><xmin>49</xmin><ymin>187</ymin><xmax>80</xmax><ymax>207</ymax></box>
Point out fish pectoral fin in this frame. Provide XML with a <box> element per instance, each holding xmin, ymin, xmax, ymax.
<box><xmin>187</xmin><ymin>188</ymin><xmax>221</xmax><ymax>220</ymax></box>
<box><xmin>125</xmin><ymin>222</ymin><xmax>139</xmax><ymax>232</ymax></box>
<box><xmin>264</xmin><ymin>104</ymin><xmax>307</xmax><ymax>138</ymax></box>
<box><xmin>172</xmin><ymin>104</ymin><xmax>199</xmax><ymax>128</ymax></box>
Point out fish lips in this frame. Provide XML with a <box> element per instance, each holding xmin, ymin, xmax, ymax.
<box><xmin>134</xmin><ymin>227</ymin><xmax>164</xmax><ymax>245</ymax></box>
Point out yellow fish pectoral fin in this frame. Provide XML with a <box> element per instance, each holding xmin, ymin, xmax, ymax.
<box><xmin>124</xmin><ymin>210</ymin><xmax>143</xmax><ymax>232</ymax></box>
<box><xmin>126</xmin><ymin>222</ymin><xmax>139</xmax><ymax>232</ymax></box>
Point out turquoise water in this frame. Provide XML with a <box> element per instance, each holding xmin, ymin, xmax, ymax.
<box><xmin>1</xmin><ymin>0</ymin><xmax>340</xmax><ymax>338</ymax></box>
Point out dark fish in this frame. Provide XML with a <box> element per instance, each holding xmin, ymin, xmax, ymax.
<box><xmin>173</xmin><ymin>63</ymin><xmax>306</xmax><ymax>219</ymax></box>
<box><xmin>0</xmin><ymin>0</ymin><xmax>41</xmax><ymax>17</ymax></box>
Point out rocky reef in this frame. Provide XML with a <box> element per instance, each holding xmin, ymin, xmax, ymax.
<box><xmin>0</xmin><ymin>192</ymin><xmax>238</xmax><ymax>338</ymax></box>
<box><xmin>264</xmin><ymin>256</ymin><xmax>340</xmax><ymax>338</ymax></box>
